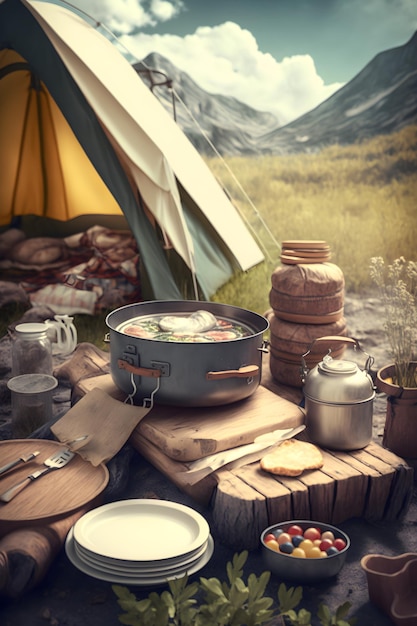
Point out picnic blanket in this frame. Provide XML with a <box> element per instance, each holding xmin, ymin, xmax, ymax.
<box><xmin>0</xmin><ymin>225</ymin><xmax>142</xmax><ymax>314</ymax></box>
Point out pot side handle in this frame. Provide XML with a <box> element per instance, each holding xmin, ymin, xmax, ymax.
<box><xmin>206</xmin><ymin>365</ymin><xmax>259</xmax><ymax>380</ymax></box>
<box><xmin>117</xmin><ymin>359</ymin><xmax>161</xmax><ymax>378</ymax></box>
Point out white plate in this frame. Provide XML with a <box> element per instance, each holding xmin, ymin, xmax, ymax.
<box><xmin>66</xmin><ymin>529</ymin><xmax>214</xmax><ymax>586</ymax></box>
<box><xmin>74</xmin><ymin>544</ymin><xmax>207</xmax><ymax>578</ymax></box>
<box><xmin>74</xmin><ymin>537</ymin><xmax>209</xmax><ymax>574</ymax></box>
<box><xmin>74</xmin><ymin>542</ymin><xmax>209</xmax><ymax>578</ymax></box>
<box><xmin>73</xmin><ymin>499</ymin><xmax>209</xmax><ymax>562</ymax></box>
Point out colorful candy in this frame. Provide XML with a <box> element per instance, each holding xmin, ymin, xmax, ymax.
<box><xmin>263</xmin><ymin>524</ymin><xmax>347</xmax><ymax>559</ymax></box>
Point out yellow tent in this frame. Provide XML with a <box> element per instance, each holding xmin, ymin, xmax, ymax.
<box><xmin>0</xmin><ymin>0</ymin><xmax>264</xmax><ymax>299</ymax></box>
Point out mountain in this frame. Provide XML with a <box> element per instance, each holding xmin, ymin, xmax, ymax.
<box><xmin>259</xmin><ymin>31</ymin><xmax>417</xmax><ymax>154</ymax></box>
<box><xmin>134</xmin><ymin>53</ymin><xmax>278</xmax><ymax>156</ymax></box>
<box><xmin>134</xmin><ymin>33</ymin><xmax>417</xmax><ymax>156</ymax></box>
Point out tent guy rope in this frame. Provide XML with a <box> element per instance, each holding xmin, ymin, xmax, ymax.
<box><xmin>53</xmin><ymin>0</ymin><xmax>281</xmax><ymax>266</ymax></box>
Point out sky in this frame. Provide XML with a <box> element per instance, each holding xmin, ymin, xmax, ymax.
<box><xmin>51</xmin><ymin>0</ymin><xmax>417</xmax><ymax>125</ymax></box>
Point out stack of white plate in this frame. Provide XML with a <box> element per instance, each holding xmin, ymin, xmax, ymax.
<box><xmin>65</xmin><ymin>499</ymin><xmax>213</xmax><ymax>585</ymax></box>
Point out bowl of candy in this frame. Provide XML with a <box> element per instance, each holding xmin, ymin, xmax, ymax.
<box><xmin>261</xmin><ymin>520</ymin><xmax>350</xmax><ymax>583</ymax></box>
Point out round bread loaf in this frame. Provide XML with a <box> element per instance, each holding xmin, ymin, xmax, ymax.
<box><xmin>269</xmin><ymin>315</ymin><xmax>347</xmax><ymax>355</ymax></box>
<box><xmin>268</xmin><ymin>315</ymin><xmax>347</xmax><ymax>387</ymax></box>
<box><xmin>260</xmin><ymin>439</ymin><xmax>324</xmax><ymax>476</ymax></box>
<box><xmin>269</xmin><ymin>351</ymin><xmax>313</xmax><ymax>388</ymax></box>
<box><xmin>270</xmin><ymin>263</ymin><xmax>345</xmax><ymax>321</ymax></box>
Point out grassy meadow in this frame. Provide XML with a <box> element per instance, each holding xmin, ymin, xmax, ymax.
<box><xmin>210</xmin><ymin>125</ymin><xmax>417</xmax><ymax>316</ymax></box>
<box><xmin>1</xmin><ymin>126</ymin><xmax>416</xmax><ymax>344</ymax></box>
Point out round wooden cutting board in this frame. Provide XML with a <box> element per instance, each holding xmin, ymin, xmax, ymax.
<box><xmin>0</xmin><ymin>440</ymin><xmax>109</xmax><ymax>523</ymax></box>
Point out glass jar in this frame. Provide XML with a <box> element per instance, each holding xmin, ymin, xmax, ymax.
<box><xmin>7</xmin><ymin>374</ymin><xmax>58</xmax><ymax>437</ymax></box>
<box><xmin>12</xmin><ymin>323</ymin><xmax>53</xmax><ymax>376</ymax></box>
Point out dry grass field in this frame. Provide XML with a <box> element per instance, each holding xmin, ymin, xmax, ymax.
<box><xmin>210</xmin><ymin>125</ymin><xmax>417</xmax><ymax>315</ymax></box>
<box><xmin>1</xmin><ymin>126</ymin><xmax>416</xmax><ymax>343</ymax></box>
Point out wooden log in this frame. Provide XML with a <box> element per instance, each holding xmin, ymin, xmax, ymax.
<box><xmin>332</xmin><ymin>446</ymin><xmax>396</xmax><ymax>521</ymax></box>
<box><xmin>352</xmin><ymin>443</ymin><xmax>414</xmax><ymax>521</ymax></box>
<box><xmin>230</xmin><ymin>464</ymin><xmax>293</xmax><ymax>524</ymax></box>
<box><xmin>0</xmin><ymin>501</ymin><xmax>98</xmax><ymax>599</ymax></box>
<box><xmin>318</xmin><ymin>450</ymin><xmax>368</xmax><ymax>523</ymax></box>
<box><xmin>386</xmin><ymin>465</ymin><xmax>415</xmax><ymax>521</ymax></box>
<box><xmin>275</xmin><ymin>476</ymin><xmax>312</xmax><ymax>519</ymax></box>
<box><xmin>294</xmin><ymin>468</ymin><xmax>335</xmax><ymax>521</ymax></box>
<box><xmin>211</xmin><ymin>469</ymin><xmax>269</xmax><ymax>551</ymax></box>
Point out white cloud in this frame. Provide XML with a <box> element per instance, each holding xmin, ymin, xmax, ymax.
<box><xmin>81</xmin><ymin>0</ymin><xmax>155</xmax><ymax>33</ymax></box>
<box><xmin>78</xmin><ymin>0</ymin><xmax>183</xmax><ymax>33</ymax></box>
<box><xmin>63</xmin><ymin>1</ymin><xmax>344</xmax><ymax>123</ymax></box>
<box><xmin>118</xmin><ymin>21</ymin><xmax>343</xmax><ymax>124</ymax></box>
<box><xmin>150</xmin><ymin>0</ymin><xmax>184</xmax><ymax>22</ymax></box>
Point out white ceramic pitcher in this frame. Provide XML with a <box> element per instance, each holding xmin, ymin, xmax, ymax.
<box><xmin>45</xmin><ymin>314</ymin><xmax>77</xmax><ymax>356</ymax></box>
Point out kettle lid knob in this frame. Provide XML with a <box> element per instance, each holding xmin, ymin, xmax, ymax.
<box><xmin>319</xmin><ymin>358</ymin><xmax>358</xmax><ymax>375</ymax></box>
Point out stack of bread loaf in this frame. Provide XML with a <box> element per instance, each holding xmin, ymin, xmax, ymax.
<box><xmin>268</xmin><ymin>240</ymin><xmax>347</xmax><ymax>387</ymax></box>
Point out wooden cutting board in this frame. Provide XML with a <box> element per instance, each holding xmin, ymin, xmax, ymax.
<box><xmin>135</xmin><ymin>386</ymin><xmax>304</xmax><ymax>461</ymax></box>
<box><xmin>0</xmin><ymin>440</ymin><xmax>109</xmax><ymax>528</ymax></box>
<box><xmin>76</xmin><ymin>374</ymin><xmax>305</xmax><ymax>462</ymax></box>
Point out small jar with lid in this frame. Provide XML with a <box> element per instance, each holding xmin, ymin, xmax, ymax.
<box><xmin>12</xmin><ymin>322</ymin><xmax>53</xmax><ymax>377</ymax></box>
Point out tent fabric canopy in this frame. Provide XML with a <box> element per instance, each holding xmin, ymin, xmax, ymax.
<box><xmin>0</xmin><ymin>0</ymin><xmax>264</xmax><ymax>300</ymax></box>
<box><xmin>1</xmin><ymin>48</ymin><xmax>123</xmax><ymax>222</ymax></box>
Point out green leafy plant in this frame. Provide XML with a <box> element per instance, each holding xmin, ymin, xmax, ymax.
<box><xmin>113</xmin><ymin>551</ymin><xmax>355</xmax><ymax>626</ymax></box>
<box><xmin>370</xmin><ymin>256</ymin><xmax>417</xmax><ymax>387</ymax></box>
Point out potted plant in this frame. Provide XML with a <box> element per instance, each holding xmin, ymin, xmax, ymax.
<box><xmin>369</xmin><ymin>256</ymin><xmax>417</xmax><ymax>458</ymax></box>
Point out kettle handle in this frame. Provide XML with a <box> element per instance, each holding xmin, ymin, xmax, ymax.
<box><xmin>301</xmin><ymin>336</ymin><xmax>374</xmax><ymax>379</ymax></box>
<box><xmin>305</xmin><ymin>336</ymin><xmax>357</xmax><ymax>350</ymax></box>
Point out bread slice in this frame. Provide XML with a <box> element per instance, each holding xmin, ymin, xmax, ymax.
<box><xmin>260</xmin><ymin>439</ymin><xmax>323</xmax><ymax>477</ymax></box>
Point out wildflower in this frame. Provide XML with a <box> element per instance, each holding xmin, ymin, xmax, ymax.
<box><xmin>370</xmin><ymin>256</ymin><xmax>417</xmax><ymax>387</ymax></box>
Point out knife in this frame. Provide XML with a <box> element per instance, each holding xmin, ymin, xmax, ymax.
<box><xmin>183</xmin><ymin>424</ymin><xmax>306</xmax><ymax>485</ymax></box>
<box><xmin>0</xmin><ymin>447</ymin><xmax>75</xmax><ymax>503</ymax></box>
<box><xmin>0</xmin><ymin>451</ymin><xmax>40</xmax><ymax>477</ymax></box>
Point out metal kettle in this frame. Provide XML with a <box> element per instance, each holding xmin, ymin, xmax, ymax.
<box><xmin>301</xmin><ymin>336</ymin><xmax>376</xmax><ymax>450</ymax></box>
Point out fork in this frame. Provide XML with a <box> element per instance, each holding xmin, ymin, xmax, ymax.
<box><xmin>0</xmin><ymin>448</ymin><xmax>75</xmax><ymax>503</ymax></box>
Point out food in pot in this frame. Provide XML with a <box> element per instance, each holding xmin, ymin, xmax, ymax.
<box><xmin>159</xmin><ymin>310</ymin><xmax>217</xmax><ymax>333</ymax></box>
<box><xmin>117</xmin><ymin>310</ymin><xmax>253</xmax><ymax>343</ymax></box>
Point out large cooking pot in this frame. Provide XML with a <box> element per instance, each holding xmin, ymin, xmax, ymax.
<box><xmin>105</xmin><ymin>300</ymin><xmax>269</xmax><ymax>407</ymax></box>
<box><xmin>301</xmin><ymin>336</ymin><xmax>376</xmax><ymax>450</ymax></box>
